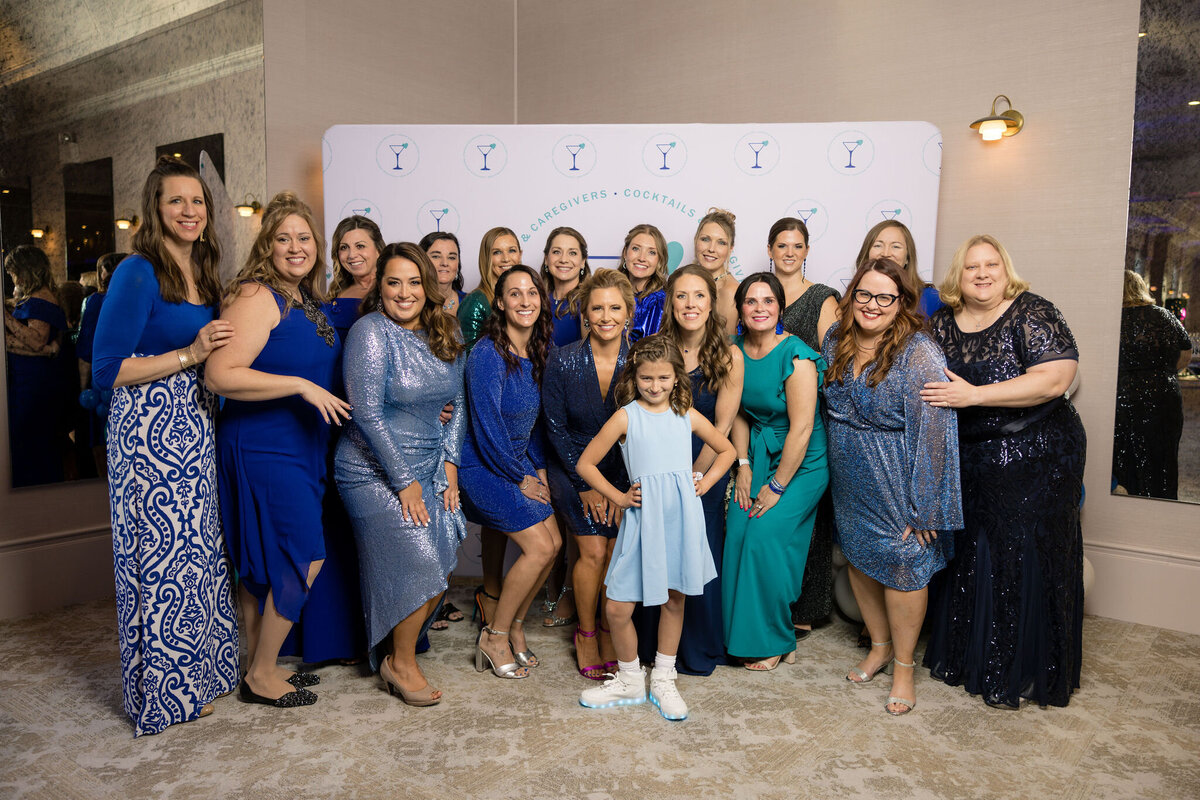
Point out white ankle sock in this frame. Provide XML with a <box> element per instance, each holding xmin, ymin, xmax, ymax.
<box><xmin>654</xmin><ymin>652</ymin><xmax>676</xmax><ymax>672</ymax></box>
<box><xmin>617</xmin><ymin>659</ymin><xmax>640</xmax><ymax>675</ymax></box>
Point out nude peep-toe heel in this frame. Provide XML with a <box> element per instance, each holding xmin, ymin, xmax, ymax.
<box><xmin>846</xmin><ymin>640</ymin><xmax>895</xmax><ymax>683</ymax></box>
<box><xmin>475</xmin><ymin>627</ymin><xmax>530</xmax><ymax>679</ymax></box>
<box><xmin>380</xmin><ymin>655</ymin><xmax>442</xmax><ymax>707</ymax></box>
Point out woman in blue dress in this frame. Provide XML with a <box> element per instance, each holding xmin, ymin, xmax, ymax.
<box><xmin>76</xmin><ymin>251</ymin><xmax>125</xmax><ymax>479</ymax></box>
<box><xmin>460</xmin><ymin>265</ymin><xmax>561</xmax><ymax>679</ymax></box>
<box><xmin>4</xmin><ymin>245</ymin><xmax>67</xmax><ymax>487</ymax></box>
<box><xmin>638</xmin><ymin>264</ymin><xmax>743</xmax><ymax>675</ymax></box>
<box><xmin>617</xmin><ymin>223</ymin><xmax>667</xmax><ymax>342</ymax></box>
<box><xmin>421</xmin><ymin>232</ymin><xmax>466</xmax><ymax>318</ymax></box>
<box><xmin>539</xmin><ymin>226</ymin><xmax>588</xmax><ymax>347</ymax></box>
<box><xmin>724</xmin><ymin>273</ymin><xmax>827</xmax><ymax>671</ymax></box>
<box><xmin>823</xmin><ymin>257</ymin><xmax>962</xmax><ymax>716</ymax></box>
<box><xmin>335</xmin><ymin>243</ymin><xmax>468</xmax><ymax>705</ymax></box>
<box><xmin>542</xmin><ymin>268</ymin><xmax>633</xmax><ymax>679</ymax></box>
<box><xmin>278</xmin><ymin>215</ymin><xmax>381</xmax><ymax>665</ymax></box>
<box><xmin>91</xmin><ymin>156</ymin><xmax>238</xmax><ymax>735</ymax></box>
<box><xmin>207</xmin><ymin>192</ymin><xmax>351</xmax><ymax>708</ymax></box>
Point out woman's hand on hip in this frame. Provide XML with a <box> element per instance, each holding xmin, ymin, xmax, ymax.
<box><xmin>398</xmin><ymin>480</ymin><xmax>429</xmax><ymax>526</ymax></box>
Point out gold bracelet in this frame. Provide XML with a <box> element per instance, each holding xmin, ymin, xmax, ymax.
<box><xmin>177</xmin><ymin>348</ymin><xmax>192</xmax><ymax>370</ymax></box>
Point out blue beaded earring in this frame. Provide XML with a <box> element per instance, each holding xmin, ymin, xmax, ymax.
<box><xmin>776</xmin><ymin>321</ymin><xmax>784</xmax><ymax>335</ymax></box>
<box><xmin>736</xmin><ymin>321</ymin><xmax>745</xmax><ymax>336</ymax></box>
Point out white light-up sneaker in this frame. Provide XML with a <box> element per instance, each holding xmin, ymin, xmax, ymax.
<box><xmin>580</xmin><ymin>667</ymin><xmax>646</xmax><ymax>709</ymax></box>
<box><xmin>649</xmin><ymin>667</ymin><xmax>688</xmax><ymax>721</ymax></box>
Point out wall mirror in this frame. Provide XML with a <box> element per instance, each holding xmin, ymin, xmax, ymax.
<box><xmin>1117</xmin><ymin>0</ymin><xmax>1200</xmax><ymax>504</ymax></box>
<box><xmin>0</xmin><ymin>0</ymin><xmax>265</xmax><ymax>490</ymax></box>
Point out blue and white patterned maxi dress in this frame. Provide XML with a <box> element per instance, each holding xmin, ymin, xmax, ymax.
<box><xmin>93</xmin><ymin>256</ymin><xmax>239</xmax><ymax>736</ymax></box>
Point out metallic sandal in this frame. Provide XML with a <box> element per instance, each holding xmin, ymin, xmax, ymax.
<box><xmin>542</xmin><ymin>586</ymin><xmax>578</xmax><ymax>627</ymax></box>
<box><xmin>511</xmin><ymin>618</ymin><xmax>538</xmax><ymax>668</ymax></box>
<box><xmin>846</xmin><ymin>640</ymin><xmax>894</xmax><ymax>683</ymax></box>
<box><xmin>885</xmin><ymin>659</ymin><xmax>916</xmax><ymax>715</ymax></box>
<box><xmin>474</xmin><ymin>627</ymin><xmax>530</xmax><ymax>679</ymax></box>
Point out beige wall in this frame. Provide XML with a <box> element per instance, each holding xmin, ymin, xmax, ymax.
<box><xmin>8</xmin><ymin>0</ymin><xmax>1199</xmax><ymax>632</ymax></box>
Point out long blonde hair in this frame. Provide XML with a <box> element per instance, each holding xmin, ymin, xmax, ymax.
<box><xmin>618</xmin><ymin>223</ymin><xmax>669</xmax><ymax>298</ymax></box>
<box><xmin>475</xmin><ymin>226</ymin><xmax>520</xmax><ymax>303</ymax></box>
<box><xmin>1122</xmin><ymin>269</ymin><xmax>1153</xmax><ymax>308</ymax></box>
<box><xmin>223</xmin><ymin>191</ymin><xmax>327</xmax><ymax>309</ymax></box>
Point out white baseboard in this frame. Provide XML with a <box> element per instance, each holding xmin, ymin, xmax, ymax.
<box><xmin>0</xmin><ymin>529</ymin><xmax>115</xmax><ymax>620</ymax></box>
<box><xmin>1083</xmin><ymin>542</ymin><xmax>1200</xmax><ymax>635</ymax></box>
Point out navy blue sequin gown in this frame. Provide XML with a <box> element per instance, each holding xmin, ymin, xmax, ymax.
<box><xmin>6</xmin><ymin>296</ymin><xmax>67</xmax><ymax>486</ymax></box>
<box><xmin>924</xmin><ymin>292</ymin><xmax>1086</xmax><ymax>708</ymax></box>
<box><xmin>541</xmin><ymin>337</ymin><xmax>629</xmax><ymax>539</ymax></box>
<box><xmin>280</xmin><ymin>296</ymin><xmax>368</xmax><ymax>662</ymax></box>
<box><xmin>629</xmin><ymin>290</ymin><xmax>665</xmax><ymax>343</ymax></box>
<box><xmin>636</xmin><ymin>365</ymin><xmax>730</xmax><ymax>675</ymax></box>
<box><xmin>822</xmin><ymin>324</ymin><xmax>962</xmax><ymax>590</ymax></box>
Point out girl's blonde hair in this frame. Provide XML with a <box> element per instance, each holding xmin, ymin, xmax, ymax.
<box><xmin>476</xmin><ymin>226</ymin><xmax>520</xmax><ymax>303</ymax></box>
<box><xmin>615</xmin><ymin>334</ymin><xmax>692</xmax><ymax>416</ymax></box>
<box><xmin>937</xmin><ymin>233</ymin><xmax>1030</xmax><ymax>311</ymax></box>
<box><xmin>224</xmin><ymin>191</ymin><xmax>327</xmax><ymax>309</ymax></box>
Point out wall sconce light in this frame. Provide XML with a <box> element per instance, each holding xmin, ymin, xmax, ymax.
<box><xmin>31</xmin><ymin>226</ymin><xmax>46</xmax><ymax>239</ymax></box>
<box><xmin>970</xmin><ymin>95</ymin><xmax>1024</xmax><ymax>141</ymax></box>
<box><xmin>115</xmin><ymin>214</ymin><xmax>139</xmax><ymax>230</ymax></box>
<box><xmin>235</xmin><ymin>194</ymin><xmax>262</xmax><ymax>217</ymax></box>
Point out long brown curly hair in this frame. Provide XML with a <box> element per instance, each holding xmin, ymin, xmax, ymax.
<box><xmin>827</xmin><ymin>257</ymin><xmax>924</xmax><ymax>388</ymax></box>
<box><xmin>615</xmin><ymin>334</ymin><xmax>693</xmax><ymax>416</ymax></box>
<box><xmin>223</xmin><ymin>191</ymin><xmax>327</xmax><ymax>310</ymax></box>
<box><xmin>659</xmin><ymin>264</ymin><xmax>731</xmax><ymax>393</ymax></box>
<box><xmin>361</xmin><ymin>242</ymin><xmax>464</xmax><ymax>363</ymax></box>
<box><xmin>132</xmin><ymin>155</ymin><xmax>222</xmax><ymax>305</ymax></box>
<box><xmin>481</xmin><ymin>265</ymin><xmax>553</xmax><ymax>385</ymax></box>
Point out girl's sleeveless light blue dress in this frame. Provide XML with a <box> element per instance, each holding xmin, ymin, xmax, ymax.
<box><xmin>604</xmin><ymin>401</ymin><xmax>716</xmax><ymax>606</ymax></box>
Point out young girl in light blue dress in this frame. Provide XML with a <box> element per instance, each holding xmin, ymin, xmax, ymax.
<box><xmin>575</xmin><ymin>335</ymin><xmax>735</xmax><ymax>720</ymax></box>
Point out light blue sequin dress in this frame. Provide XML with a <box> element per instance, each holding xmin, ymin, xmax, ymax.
<box><xmin>821</xmin><ymin>324</ymin><xmax>962</xmax><ymax>590</ymax></box>
<box><xmin>604</xmin><ymin>401</ymin><xmax>716</xmax><ymax>606</ymax></box>
<box><xmin>334</xmin><ymin>313</ymin><xmax>468</xmax><ymax>671</ymax></box>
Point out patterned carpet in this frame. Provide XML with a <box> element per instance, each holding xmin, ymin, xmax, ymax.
<box><xmin>1</xmin><ymin>585</ymin><xmax>1197</xmax><ymax>799</ymax></box>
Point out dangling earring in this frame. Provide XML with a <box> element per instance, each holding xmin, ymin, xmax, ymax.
<box><xmin>736</xmin><ymin>321</ymin><xmax>745</xmax><ymax>336</ymax></box>
<box><xmin>768</xmin><ymin>259</ymin><xmax>775</xmax><ymax>273</ymax></box>
<box><xmin>582</xmin><ymin>319</ymin><xmax>590</xmax><ymax>330</ymax></box>
<box><xmin>579</xmin><ymin>268</ymin><xmax>585</xmax><ymax>279</ymax></box>
<box><xmin>775</xmin><ymin>321</ymin><xmax>784</xmax><ymax>335</ymax></box>
<box><xmin>200</xmin><ymin>229</ymin><xmax>207</xmax><ymax>243</ymax></box>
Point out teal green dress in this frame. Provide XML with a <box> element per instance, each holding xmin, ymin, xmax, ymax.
<box><xmin>722</xmin><ymin>335</ymin><xmax>829</xmax><ymax>659</ymax></box>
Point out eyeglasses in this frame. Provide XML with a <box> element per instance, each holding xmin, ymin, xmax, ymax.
<box><xmin>852</xmin><ymin>289</ymin><xmax>899</xmax><ymax>308</ymax></box>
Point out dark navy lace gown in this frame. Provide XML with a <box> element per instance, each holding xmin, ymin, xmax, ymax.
<box><xmin>924</xmin><ymin>292</ymin><xmax>1086</xmax><ymax>708</ymax></box>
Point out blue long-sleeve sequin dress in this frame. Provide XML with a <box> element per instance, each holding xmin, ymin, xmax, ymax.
<box><xmin>629</xmin><ymin>290</ymin><xmax>666</xmax><ymax>343</ymax></box>
<box><xmin>334</xmin><ymin>312</ymin><xmax>468</xmax><ymax>670</ymax></box>
<box><xmin>822</xmin><ymin>324</ymin><xmax>962</xmax><ymax>590</ymax></box>
<box><xmin>459</xmin><ymin>336</ymin><xmax>553</xmax><ymax>533</ymax></box>
<box><xmin>92</xmin><ymin>255</ymin><xmax>238</xmax><ymax>736</ymax></box>
<box><xmin>541</xmin><ymin>337</ymin><xmax>629</xmax><ymax>539</ymax></box>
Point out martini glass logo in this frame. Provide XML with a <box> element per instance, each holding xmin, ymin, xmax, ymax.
<box><xmin>375</xmin><ymin>134</ymin><xmax>419</xmax><ymax>177</ymax></box>
<box><xmin>553</xmin><ymin>134</ymin><xmax>597</xmax><ymax>177</ymax></box>
<box><xmin>735</xmin><ymin>131</ymin><xmax>780</xmax><ymax>175</ymax></box>
<box><xmin>785</xmin><ymin>198</ymin><xmax>829</xmax><ymax>242</ymax></box>
<box><xmin>643</xmin><ymin>134</ymin><xmax>687</xmax><ymax>176</ymax></box>
<box><xmin>865</xmin><ymin>199</ymin><xmax>912</xmax><ymax>230</ymax></box>
<box><xmin>827</xmin><ymin>131</ymin><xmax>874</xmax><ymax>175</ymax></box>
<box><xmin>923</xmin><ymin>131</ymin><xmax>944</xmax><ymax>176</ymax></box>
<box><xmin>340</xmin><ymin>198</ymin><xmax>382</xmax><ymax>227</ymax></box>
<box><xmin>416</xmin><ymin>200</ymin><xmax>460</xmax><ymax>236</ymax></box>
<box><xmin>463</xmin><ymin>135</ymin><xmax>507</xmax><ymax>178</ymax></box>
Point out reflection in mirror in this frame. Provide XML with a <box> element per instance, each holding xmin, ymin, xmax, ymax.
<box><xmin>1117</xmin><ymin>0</ymin><xmax>1200</xmax><ymax>503</ymax></box>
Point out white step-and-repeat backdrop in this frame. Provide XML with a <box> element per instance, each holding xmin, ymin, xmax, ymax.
<box><xmin>322</xmin><ymin>122</ymin><xmax>942</xmax><ymax>576</ymax></box>
<box><xmin>322</xmin><ymin>122</ymin><xmax>942</xmax><ymax>293</ymax></box>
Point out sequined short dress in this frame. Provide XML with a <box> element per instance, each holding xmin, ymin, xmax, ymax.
<box><xmin>924</xmin><ymin>292</ymin><xmax>1086</xmax><ymax>708</ymax></box>
<box><xmin>604</xmin><ymin>401</ymin><xmax>716</xmax><ymax>606</ymax></box>
<box><xmin>822</xmin><ymin>324</ymin><xmax>962</xmax><ymax>591</ymax></box>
